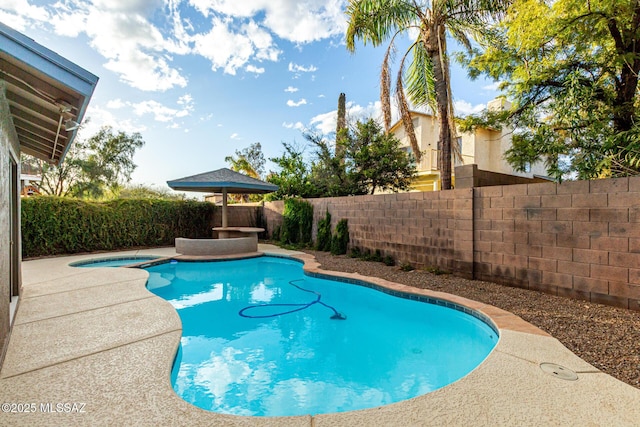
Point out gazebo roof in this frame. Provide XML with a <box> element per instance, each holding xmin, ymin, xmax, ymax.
<box><xmin>167</xmin><ymin>168</ymin><xmax>278</xmax><ymax>194</ymax></box>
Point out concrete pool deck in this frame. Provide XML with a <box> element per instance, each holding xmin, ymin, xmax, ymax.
<box><xmin>1</xmin><ymin>245</ymin><xmax>639</xmax><ymax>426</ymax></box>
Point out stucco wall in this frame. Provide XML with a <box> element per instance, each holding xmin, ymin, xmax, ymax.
<box><xmin>455</xmin><ymin>164</ymin><xmax>550</xmax><ymax>189</ymax></box>
<box><xmin>0</xmin><ymin>81</ymin><xmax>21</xmax><ymax>364</ymax></box>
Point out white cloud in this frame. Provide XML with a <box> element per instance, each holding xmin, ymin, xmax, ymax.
<box><xmin>482</xmin><ymin>82</ymin><xmax>503</xmax><ymax>91</ymax></box>
<box><xmin>309</xmin><ymin>101</ymin><xmax>382</xmax><ymax>134</ymax></box>
<box><xmin>308</xmin><ymin>110</ymin><xmax>335</xmax><ymax>134</ymax></box>
<box><xmin>287</xmin><ymin>98</ymin><xmax>307</xmax><ymax>107</ymax></box>
<box><xmin>230</xmin><ymin>133</ymin><xmax>240</xmax><ymax>139</ymax></box>
<box><xmin>282</xmin><ymin>121</ymin><xmax>305</xmax><ymax>130</ymax></box>
<box><xmin>246</xmin><ymin>64</ymin><xmax>265</xmax><ymax>74</ymax></box>
<box><xmin>5</xmin><ymin>0</ymin><xmax>190</xmax><ymax>91</ymax></box>
<box><xmin>192</xmin><ymin>17</ymin><xmax>280</xmax><ymax>75</ymax></box>
<box><xmin>177</xmin><ymin>94</ymin><xmax>194</xmax><ymax>107</ymax></box>
<box><xmin>284</xmin><ymin>86</ymin><xmax>298</xmax><ymax>93</ymax></box>
<box><xmin>106</xmin><ymin>99</ymin><xmax>126</xmax><ymax>109</ymax></box>
<box><xmin>132</xmin><ymin>96</ymin><xmax>194</xmax><ymax>122</ymax></box>
<box><xmin>188</xmin><ymin>0</ymin><xmax>347</xmax><ymax>43</ymax></box>
<box><xmin>0</xmin><ymin>0</ymin><xmax>346</xmax><ymax>91</ymax></box>
<box><xmin>0</xmin><ymin>0</ymin><xmax>49</xmax><ymax>23</ymax></box>
<box><xmin>80</xmin><ymin>105</ymin><xmax>147</xmax><ymax>137</ymax></box>
<box><xmin>288</xmin><ymin>62</ymin><xmax>317</xmax><ymax>73</ymax></box>
<box><xmin>454</xmin><ymin>100</ymin><xmax>486</xmax><ymax>117</ymax></box>
<box><xmin>2</xmin><ymin>0</ymin><xmax>345</xmax><ymax>90</ymax></box>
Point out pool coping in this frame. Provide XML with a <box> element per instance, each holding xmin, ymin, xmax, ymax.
<box><xmin>1</xmin><ymin>245</ymin><xmax>639</xmax><ymax>426</ymax></box>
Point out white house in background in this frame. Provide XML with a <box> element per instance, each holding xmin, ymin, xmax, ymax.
<box><xmin>0</xmin><ymin>22</ymin><xmax>98</xmax><ymax>365</ymax></box>
<box><xmin>390</xmin><ymin>98</ymin><xmax>548</xmax><ymax>191</ymax></box>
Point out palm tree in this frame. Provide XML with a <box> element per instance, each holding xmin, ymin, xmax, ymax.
<box><xmin>346</xmin><ymin>0</ymin><xmax>508</xmax><ymax>190</ymax></box>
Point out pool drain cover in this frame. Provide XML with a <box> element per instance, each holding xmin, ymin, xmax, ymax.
<box><xmin>539</xmin><ymin>363</ymin><xmax>578</xmax><ymax>381</ymax></box>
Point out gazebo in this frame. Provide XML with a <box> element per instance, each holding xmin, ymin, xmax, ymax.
<box><xmin>167</xmin><ymin>168</ymin><xmax>278</xmax><ymax>256</ymax></box>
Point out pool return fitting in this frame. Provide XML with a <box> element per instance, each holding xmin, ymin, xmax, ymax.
<box><xmin>239</xmin><ymin>279</ymin><xmax>347</xmax><ymax>320</ymax></box>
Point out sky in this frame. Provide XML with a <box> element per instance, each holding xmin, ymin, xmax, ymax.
<box><xmin>1</xmin><ymin>0</ymin><xmax>502</xmax><ymax>198</ymax></box>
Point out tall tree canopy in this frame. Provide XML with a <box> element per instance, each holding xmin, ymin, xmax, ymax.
<box><xmin>35</xmin><ymin>126</ymin><xmax>144</xmax><ymax>198</ymax></box>
<box><xmin>345</xmin><ymin>119</ymin><xmax>417</xmax><ymax>194</ymax></box>
<box><xmin>464</xmin><ymin>0</ymin><xmax>640</xmax><ymax>180</ymax></box>
<box><xmin>266</xmin><ymin>142</ymin><xmax>319</xmax><ymax>200</ymax></box>
<box><xmin>345</xmin><ymin>0</ymin><xmax>509</xmax><ymax>189</ymax></box>
<box><xmin>225</xmin><ymin>142</ymin><xmax>268</xmax><ymax>202</ymax></box>
<box><xmin>224</xmin><ymin>142</ymin><xmax>266</xmax><ymax>179</ymax></box>
<box><xmin>267</xmin><ymin>118</ymin><xmax>416</xmax><ymax>199</ymax></box>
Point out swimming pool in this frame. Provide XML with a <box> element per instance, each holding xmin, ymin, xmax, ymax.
<box><xmin>146</xmin><ymin>256</ymin><xmax>498</xmax><ymax>416</ymax></box>
<box><xmin>70</xmin><ymin>255</ymin><xmax>161</xmax><ymax>268</ymax></box>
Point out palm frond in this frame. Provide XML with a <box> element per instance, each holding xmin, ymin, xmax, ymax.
<box><xmin>381</xmin><ymin>44</ymin><xmax>394</xmax><ymax>130</ymax></box>
<box><xmin>396</xmin><ymin>56</ymin><xmax>422</xmax><ymax>162</ymax></box>
<box><xmin>440</xmin><ymin>0</ymin><xmax>510</xmax><ymax>22</ymax></box>
<box><xmin>448</xmin><ymin>25</ymin><xmax>473</xmax><ymax>52</ymax></box>
<box><xmin>346</xmin><ymin>0</ymin><xmax>418</xmax><ymax>51</ymax></box>
<box><xmin>405</xmin><ymin>42</ymin><xmax>437</xmax><ymax>112</ymax></box>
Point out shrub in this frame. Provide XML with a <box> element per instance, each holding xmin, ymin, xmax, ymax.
<box><xmin>331</xmin><ymin>218</ymin><xmax>349</xmax><ymax>255</ymax></box>
<box><xmin>21</xmin><ymin>196</ymin><xmax>215</xmax><ymax>258</ymax></box>
<box><xmin>316</xmin><ymin>210</ymin><xmax>332</xmax><ymax>251</ymax></box>
<box><xmin>426</xmin><ymin>266</ymin><xmax>448</xmax><ymax>275</ymax></box>
<box><xmin>368</xmin><ymin>249</ymin><xmax>383</xmax><ymax>262</ymax></box>
<box><xmin>349</xmin><ymin>246</ymin><xmax>362</xmax><ymax>258</ymax></box>
<box><xmin>399</xmin><ymin>262</ymin><xmax>414</xmax><ymax>272</ymax></box>
<box><xmin>383</xmin><ymin>255</ymin><xmax>395</xmax><ymax>266</ymax></box>
<box><xmin>280</xmin><ymin>198</ymin><xmax>313</xmax><ymax>245</ymax></box>
<box><xmin>271</xmin><ymin>225</ymin><xmax>281</xmax><ymax>241</ymax></box>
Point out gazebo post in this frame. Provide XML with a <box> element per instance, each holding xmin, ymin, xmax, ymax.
<box><xmin>168</xmin><ymin>168</ymin><xmax>277</xmax><ymax>253</ymax></box>
<box><xmin>222</xmin><ymin>187</ymin><xmax>228</xmax><ymax>228</ymax></box>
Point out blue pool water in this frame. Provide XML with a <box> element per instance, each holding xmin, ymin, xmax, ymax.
<box><xmin>71</xmin><ymin>256</ymin><xmax>160</xmax><ymax>268</ymax></box>
<box><xmin>146</xmin><ymin>256</ymin><xmax>498</xmax><ymax>417</ymax></box>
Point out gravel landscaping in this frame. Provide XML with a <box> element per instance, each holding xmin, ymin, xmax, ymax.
<box><xmin>304</xmin><ymin>249</ymin><xmax>640</xmax><ymax>389</ymax></box>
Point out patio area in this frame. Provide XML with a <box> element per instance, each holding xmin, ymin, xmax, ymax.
<box><xmin>1</xmin><ymin>244</ymin><xmax>639</xmax><ymax>426</ymax></box>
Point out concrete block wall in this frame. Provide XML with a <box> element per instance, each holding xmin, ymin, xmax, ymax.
<box><xmin>263</xmin><ymin>175</ymin><xmax>640</xmax><ymax>312</ymax></box>
<box><xmin>474</xmin><ymin>177</ymin><xmax>640</xmax><ymax>311</ymax></box>
<box><xmin>213</xmin><ymin>205</ymin><xmax>261</xmax><ymax>228</ymax></box>
<box><xmin>264</xmin><ymin>189</ymin><xmax>474</xmax><ymax>278</ymax></box>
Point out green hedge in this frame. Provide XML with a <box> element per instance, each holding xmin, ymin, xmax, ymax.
<box><xmin>331</xmin><ymin>218</ymin><xmax>349</xmax><ymax>255</ymax></box>
<box><xmin>21</xmin><ymin>197</ymin><xmax>215</xmax><ymax>258</ymax></box>
<box><xmin>280</xmin><ymin>198</ymin><xmax>313</xmax><ymax>245</ymax></box>
<box><xmin>315</xmin><ymin>210</ymin><xmax>332</xmax><ymax>251</ymax></box>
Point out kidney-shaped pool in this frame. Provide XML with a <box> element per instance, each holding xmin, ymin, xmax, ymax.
<box><xmin>145</xmin><ymin>256</ymin><xmax>498</xmax><ymax>416</ymax></box>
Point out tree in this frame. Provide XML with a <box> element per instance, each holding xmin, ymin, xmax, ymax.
<box><xmin>346</xmin><ymin>119</ymin><xmax>417</xmax><ymax>194</ymax></box>
<box><xmin>307</xmin><ymin>132</ymin><xmax>353</xmax><ymax>196</ymax></box>
<box><xmin>115</xmin><ymin>184</ymin><xmax>191</xmax><ymax>200</ymax></box>
<box><xmin>34</xmin><ymin>126</ymin><xmax>145</xmax><ymax>198</ymax></box>
<box><xmin>266</xmin><ymin>142</ymin><xmax>319</xmax><ymax>200</ymax></box>
<box><xmin>35</xmin><ymin>142</ymin><xmax>84</xmax><ymax>197</ymax></box>
<box><xmin>225</xmin><ymin>142</ymin><xmax>267</xmax><ymax>202</ymax></box>
<box><xmin>336</xmin><ymin>93</ymin><xmax>347</xmax><ymax>159</ymax></box>
<box><xmin>346</xmin><ymin>0</ymin><xmax>509</xmax><ymax>189</ymax></box>
<box><xmin>463</xmin><ymin>0</ymin><xmax>640</xmax><ymax>179</ymax></box>
<box><xmin>304</xmin><ymin>119</ymin><xmax>417</xmax><ymax>197</ymax></box>
<box><xmin>224</xmin><ymin>142</ymin><xmax>266</xmax><ymax>179</ymax></box>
